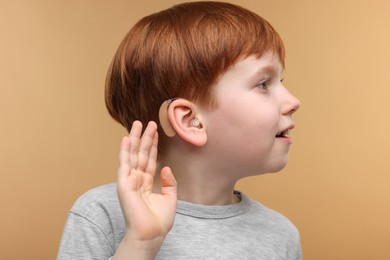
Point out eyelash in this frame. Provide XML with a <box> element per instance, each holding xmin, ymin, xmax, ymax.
<box><xmin>256</xmin><ymin>78</ymin><xmax>284</xmax><ymax>90</ymax></box>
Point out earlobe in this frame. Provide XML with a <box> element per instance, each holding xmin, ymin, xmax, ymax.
<box><xmin>167</xmin><ymin>99</ymin><xmax>207</xmax><ymax>147</ymax></box>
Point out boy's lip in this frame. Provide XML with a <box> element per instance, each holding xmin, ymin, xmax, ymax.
<box><xmin>275</xmin><ymin>124</ymin><xmax>295</xmax><ymax>137</ymax></box>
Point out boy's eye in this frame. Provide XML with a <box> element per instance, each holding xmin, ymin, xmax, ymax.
<box><xmin>256</xmin><ymin>80</ymin><xmax>269</xmax><ymax>90</ymax></box>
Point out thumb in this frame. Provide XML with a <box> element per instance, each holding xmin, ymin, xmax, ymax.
<box><xmin>160</xmin><ymin>166</ymin><xmax>177</xmax><ymax>199</ymax></box>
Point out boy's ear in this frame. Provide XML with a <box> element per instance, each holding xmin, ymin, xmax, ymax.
<box><xmin>167</xmin><ymin>99</ymin><xmax>207</xmax><ymax>147</ymax></box>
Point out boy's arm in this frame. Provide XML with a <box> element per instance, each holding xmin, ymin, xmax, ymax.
<box><xmin>113</xmin><ymin>121</ymin><xmax>177</xmax><ymax>260</ymax></box>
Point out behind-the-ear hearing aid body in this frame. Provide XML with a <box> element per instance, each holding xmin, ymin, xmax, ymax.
<box><xmin>159</xmin><ymin>99</ymin><xmax>177</xmax><ymax>137</ymax></box>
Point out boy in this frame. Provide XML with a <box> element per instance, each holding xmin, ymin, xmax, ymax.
<box><xmin>58</xmin><ymin>1</ymin><xmax>302</xmax><ymax>259</ymax></box>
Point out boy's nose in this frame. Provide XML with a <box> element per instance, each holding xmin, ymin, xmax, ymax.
<box><xmin>282</xmin><ymin>89</ymin><xmax>300</xmax><ymax>115</ymax></box>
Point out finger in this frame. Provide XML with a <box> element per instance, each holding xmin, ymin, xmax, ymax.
<box><xmin>144</xmin><ymin>131</ymin><xmax>158</xmax><ymax>176</ymax></box>
<box><xmin>119</xmin><ymin>136</ymin><xmax>131</xmax><ymax>164</ymax></box>
<box><xmin>142</xmin><ymin>172</ymin><xmax>154</xmax><ymax>193</ymax></box>
<box><xmin>160</xmin><ymin>167</ymin><xmax>177</xmax><ymax>199</ymax></box>
<box><xmin>137</xmin><ymin>121</ymin><xmax>157</xmax><ymax>171</ymax></box>
<box><xmin>129</xmin><ymin>121</ymin><xmax>143</xmax><ymax>169</ymax></box>
<box><xmin>118</xmin><ymin>136</ymin><xmax>131</xmax><ymax>177</ymax></box>
<box><xmin>117</xmin><ymin>136</ymin><xmax>137</xmax><ymax>191</ymax></box>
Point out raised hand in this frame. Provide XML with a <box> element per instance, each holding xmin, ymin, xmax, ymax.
<box><xmin>114</xmin><ymin>121</ymin><xmax>177</xmax><ymax>259</ymax></box>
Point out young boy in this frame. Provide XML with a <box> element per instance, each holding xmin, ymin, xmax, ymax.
<box><xmin>58</xmin><ymin>1</ymin><xmax>302</xmax><ymax>259</ymax></box>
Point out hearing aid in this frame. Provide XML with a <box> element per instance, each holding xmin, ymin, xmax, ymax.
<box><xmin>159</xmin><ymin>99</ymin><xmax>177</xmax><ymax>137</ymax></box>
<box><xmin>159</xmin><ymin>99</ymin><xmax>202</xmax><ymax>136</ymax></box>
<box><xmin>190</xmin><ymin>118</ymin><xmax>200</xmax><ymax>128</ymax></box>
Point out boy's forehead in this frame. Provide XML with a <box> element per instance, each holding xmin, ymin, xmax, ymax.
<box><xmin>229</xmin><ymin>51</ymin><xmax>283</xmax><ymax>74</ymax></box>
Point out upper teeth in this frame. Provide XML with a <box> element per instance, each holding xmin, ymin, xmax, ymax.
<box><xmin>277</xmin><ymin>130</ymin><xmax>290</xmax><ymax>137</ymax></box>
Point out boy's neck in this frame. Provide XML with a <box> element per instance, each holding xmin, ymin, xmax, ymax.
<box><xmin>155</xmin><ymin>138</ymin><xmax>248</xmax><ymax>206</ymax></box>
<box><xmin>154</xmin><ymin>162</ymin><xmax>240</xmax><ymax>206</ymax></box>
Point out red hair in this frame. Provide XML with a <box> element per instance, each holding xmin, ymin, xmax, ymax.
<box><xmin>105</xmin><ymin>1</ymin><xmax>285</xmax><ymax>152</ymax></box>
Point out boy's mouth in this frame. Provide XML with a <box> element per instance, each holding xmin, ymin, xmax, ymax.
<box><xmin>275</xmin><ymin>130</ymin><xmax>290</xmax><ymax>138</ymax></box>
<box><xmin>275</xmin><ymin>124</ymin><xmax>295</xmax><ymax>138</ymax></box>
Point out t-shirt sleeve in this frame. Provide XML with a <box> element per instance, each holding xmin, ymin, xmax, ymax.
<box><xmin>57</xmin><ymin>211</ymin><xmax>114</xmax><ymax>260</ymax></box>
<box><xmin>290</xmin><ymin>230</ymin><xmax>303</xmax><ymax>260</ymax></box>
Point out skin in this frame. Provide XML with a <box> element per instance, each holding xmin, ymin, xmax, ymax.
<box><xmin>113</xmin><ymin>121</ymin><xmax>177</xmax><ymax>259</ymax></box>
<box><xmin>202</xmin><ymin>52</ymin><xmax>300</xmax><ymax>177</ymax></box>
<box><xmin>113</xmin><ymin>51</ymin><xmax>300</xmax><ymax>259</ymax></box>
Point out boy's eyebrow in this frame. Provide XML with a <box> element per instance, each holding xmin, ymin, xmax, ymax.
<box><xmin>252</xmin><ymin>65</ymin><xmax>282</xmax><ymax>78</ymax></box>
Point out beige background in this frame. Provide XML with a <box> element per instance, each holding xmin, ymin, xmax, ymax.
<box><xmin>1</xmin><ymin>0</ymin><xmax>389</xmax><ymax>259</ymax></box>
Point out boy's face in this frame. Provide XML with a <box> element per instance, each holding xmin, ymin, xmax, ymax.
<box><xmin>203</xmin><ymin>51</ymin><xmax>300</xmax><ymax>177</ymax></box>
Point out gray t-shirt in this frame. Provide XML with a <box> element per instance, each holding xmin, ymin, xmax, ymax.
<box><xmin>57</xmin><ymin>183</ymin><xmax>302</xmax><ymax>259</ymax></box>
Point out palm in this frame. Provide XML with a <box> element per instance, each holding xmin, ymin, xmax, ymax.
<box><xmin>117</xmin><ymin>121</ymin><xmax>177</xmax><ymax>241</ymax></box>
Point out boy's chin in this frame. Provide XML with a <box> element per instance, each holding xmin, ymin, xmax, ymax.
<box><xmin>263</xmin><ymin>160</ymin><xmax>289</xmax><ymax>174</ymax></box>
<box><xmin>246</xmin><ymin>161</ymin><xmax>288</xmax><ymax>177</ymax></box>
